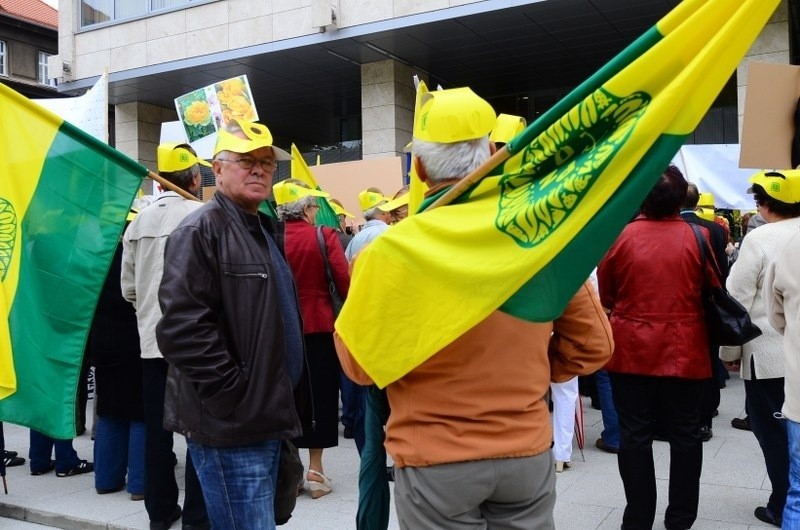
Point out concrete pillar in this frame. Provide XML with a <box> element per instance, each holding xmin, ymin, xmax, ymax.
<box><xmin>360</xmin><ymin>59</ymin><xmax>422</xmax><ymax>159</ymax></box>
<box><xmin>737</xmin><ymin>0</ymin><xmax>790</xmax><ymax>135</ymax></box>
<box><xmin>114</xmin><ymin>101</ymin><xmax>177</xmax><ymax>192</ymax></box>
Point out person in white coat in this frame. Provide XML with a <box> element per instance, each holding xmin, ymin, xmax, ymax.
<box><xmin>720</xmin><ymin>170</ymin><xmax>800</xmax><ymax>528</ymax></box>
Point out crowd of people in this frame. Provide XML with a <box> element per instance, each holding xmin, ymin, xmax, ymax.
<box><xmin>3</xmin><ymin>87</ymin><xmax>800</xmax><ymax>530</ymax></box>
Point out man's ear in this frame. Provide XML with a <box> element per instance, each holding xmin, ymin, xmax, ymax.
<box><xmin>413</xmin><ymin>156</ymin><xmax>429</xmax><ymax>184</ymax></box>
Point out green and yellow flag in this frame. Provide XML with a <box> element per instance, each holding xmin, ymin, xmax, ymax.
<box><xmin>290</xmin><ymin>143</ymin><xmax>339</xmax><ymax>227</ymax></box>
<box><xmin>336</xmin><ymin>0</ymin><xmax>779</xmax><ymax>388</ymax></box>
<box><xmin>0</xmin><ymin>82</ymin><xmax>146</xmax><ymax>438</ymax></box>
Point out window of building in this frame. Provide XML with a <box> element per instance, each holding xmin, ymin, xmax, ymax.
<box><xmin>80</xmin><ymin>0</ymin><xmax>214</xmax><ymax>28</ymax></box>
<box><xmin>0</xmin><ymin>41</ymin><xmax>7</xmax><ymax>76</ymax></box>
<box><xmin>38</xmin><ymin>52</ymin><xmax>57</xmax><ymax>87</ymax></box>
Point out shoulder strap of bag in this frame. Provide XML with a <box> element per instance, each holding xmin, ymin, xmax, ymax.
<box><xmin>689</xmin><ymin>222</ymin><xmax>722</xmax><ymax>287</ymax></box>
<box><xmin>316</xmin><ymin>226</ymin><xmax>337</xmax><ymax>288</ymax></box>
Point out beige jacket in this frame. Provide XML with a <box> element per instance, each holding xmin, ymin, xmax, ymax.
<box><xmin>121</xmin><ymin>192</ymin><xmax>202</xmax><ymax>359</ymax></box>
<box><xmin>335</xmin><ymin>281</ymin><xmax>613</xmax><ymax>468</ymax></box>
<box><xmin>719</xmin><ymin>218</ymin><xmax>800</xmax><ymax>379</ymax></box>
<box><xmin>764</xmin><ymin>230</ymin><xmax>800</xmax><ymax>423</ymax></box>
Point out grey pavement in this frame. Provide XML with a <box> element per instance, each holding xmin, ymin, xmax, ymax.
<box><xmin>0</xmin><ymin>375</ymin><xmax>780</xmax><ymax>529</ymax></box>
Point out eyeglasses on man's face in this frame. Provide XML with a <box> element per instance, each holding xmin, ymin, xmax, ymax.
<box><xmin>217</xmin><ymin>156</ymin><xmax>278</xmax><ymax>171</ymax></box>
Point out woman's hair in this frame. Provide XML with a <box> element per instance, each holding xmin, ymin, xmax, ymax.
<box><xmin>640</xmin><ymin>164</ymin><xmax>688</xmax><ymax>219</ymax></box>
<box><xmin>412</xmin><ymin>137</ymin><xmax>490</xmax><ymax>183</ymax></box>
<box><xmin>751</xmin><ymin>184</ymin><xmax>800</xmax><ymax>219</ymax></box>
<box><xmin>276</xmin><ymin>179</ymin><xmax>317</xmax><ymax>221</ymax></box>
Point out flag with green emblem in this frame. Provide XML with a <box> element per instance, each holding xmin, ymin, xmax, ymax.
<box><xmin>335</xmin><ymin>0</ymin><xmax>780</xmax><ymax>388</ymax></box>
<box><xmin>0</xmin><ymin>82</ymin><xmax>146</xmax><ymax>438</ymax></box>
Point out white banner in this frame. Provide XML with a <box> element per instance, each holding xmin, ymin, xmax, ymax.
<box><xmin>33</xmin><ymin>72</ymin><xmax>108</xmax><ymax>143</ymax></box>
<box><xmin>670</xmin><ymin>144</ymin><xmax>756</xmax><ymax>210</ymax></box>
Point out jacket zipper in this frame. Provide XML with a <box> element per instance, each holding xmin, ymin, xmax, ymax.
<box><xmin>224</xmin><ymin>271</ymin><xmax>268</xmax><ymax>279</ymax></box>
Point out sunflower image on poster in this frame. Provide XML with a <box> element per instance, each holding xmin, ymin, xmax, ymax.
<box><xmin>176</xmin><ymin>88</ymin><xmax>216</xmax><ymax>142</ymax></box>
<box><xmin>215</xmin><ymin>76</ymin><xmax>258</xmax><ymax>126</ymax></box>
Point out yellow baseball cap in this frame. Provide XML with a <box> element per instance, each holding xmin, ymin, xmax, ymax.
<box><xmin>213</xmin><ymin>119</ymin><xmax>291</xmax><ymax>160</ymax></box>
<box><xmin>697</xmin><ymin>207</ymin><xmax>715</xmax><ymax>222</ymax></box>
<box><xmin>329</xmin><ymin>200</ymin><xmax>354</xmax><ymax>218</ymax></box>
<box><xmin>358</xmin><ymin>189</ymin><xmax>389</xmax><ymax>212</ymax></box>
<box><xmin>272</xmin><ymin>181</ymin><xmax>329</xmax><ymax>206</ymax></box>
<box><xmin>413</xmin><ymin>87</ymin><xmax>496</xmax><ymax>143</ymax></box>
<box><xmin>489</xmin><ymin>114</ymin><xmax>526</xmax><ymax>144</ymax></box>
<box><xmin>747</xmin><ymin>170</ymin><xmax>800</xmax><ymax>204</ymax></box>
<box><xmin>157</xmin><ymin>143</ymin><xmax>211</xmax><ymax>172</ymax></box>
<box><xmin>697</xmin><ymin>192</ymin><xmax>715</xmax><ymax>208</ymax></box>
<box><xmin>378</xmin><ymin>193</ymin><xmax>410</xmax><ymax>212</ymax></box>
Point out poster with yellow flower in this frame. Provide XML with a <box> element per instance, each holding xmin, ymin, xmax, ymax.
<box><xmin>174</xmin><ymin>75</ymin><xmax>259</xmax><ymax>143</ymax></box>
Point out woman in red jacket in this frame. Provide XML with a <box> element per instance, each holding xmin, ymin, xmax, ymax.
<box><xmin>274</xmin><ymin>179</ymin><xmax>350</xmax><ymax>499</ymax></box>
<box><xmin>597</xmin><ymin>165</ymin><xmax>714</xmax><ymax>530</ymax></box>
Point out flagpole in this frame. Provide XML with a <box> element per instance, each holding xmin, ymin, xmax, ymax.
<box><xmin>426</xmin><ymin>145</ymin><xmax>510</xmax><ymax>210</ymax></box>
<box><xmin>148</xmin><ymin>170</ymin><xmax>202</xmax><ymax>202</ymax></box>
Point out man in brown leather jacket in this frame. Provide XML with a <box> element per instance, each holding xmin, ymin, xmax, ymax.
<box><xmin>156</xmin><ymin>120</ymin><xmax>305</xmax><ymax>530</ymax></box>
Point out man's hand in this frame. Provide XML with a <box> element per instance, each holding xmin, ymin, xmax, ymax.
<box><xmin>723</xmin><ymin>360</ymin><xmax>740</xmax><ymax>371</ymax></box>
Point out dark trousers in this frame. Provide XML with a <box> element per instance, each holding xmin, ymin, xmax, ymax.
<box><xmin>610</xmin><ymin>373</ymin><xmax>704</xmax><ymax>530</ymax></box>
<box><xmin>745</xmin><ymin>371</ymin><xmax>789</xmax><ymax>515</ymax></box>
<box><xmin>699</xmin><ymin>345</ymin><xmax>721</xmax><ymax>429</ymax></box>
<box><xmin>341</xmin><ymin>371</ymin><xmax>366</xmax><ymax>454</ymax></box>
<box><xmin>142</xmin><ymin>359</ymin><xmax>207</xmax><ymax>525</ymax></box>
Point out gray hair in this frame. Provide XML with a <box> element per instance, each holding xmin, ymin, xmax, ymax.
<box><xmin>276</xmin><ymin>195</ymin><xmax>317</xmax><ymax>221</ymax></box>
<box><xmin>412</xmin><ymin>136</ymin><xmax>491</xmax><ymax>183</ymax></box>
<box><xmin>363</xmin><ymin>204</ymin><xmax>385</xmax><ymax>221</ymax></box>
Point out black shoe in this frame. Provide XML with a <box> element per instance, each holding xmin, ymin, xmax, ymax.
<box><xmin>700</xmin><ymin>426</ymin><xmax>713</xmax><ymax>442</ymax></box>
<box><xmin>56</xmin><ymin>460</ymin><xmax>94</xmax><ymax>477</ymax></box>
<box><xmin>150</xmin><ymin>505</ymin><xmax>182</xmax><ymax>530</ymax></box>
<box><xmin>731</xmin><ymin>416</ymin><xmax>752</xmax><ymax>431</ymax></box>
<box><xmin>754</xmin><ymin>506</ymin><xmax>782</xmax><ymax>527</ymax></box>
<box><xmin>343</xmin><ymin>426</ymin><xmax>354</xmax><ymax>439</ymax></box>
<box><xmin>595</xmin><ymin>438</ymin><xmax>619</xmax><ymax>454</ymax></box>
<box><xmin>3</xmin><ymin>453</ymin><xmax>25</xmax><ymax>467</ymax></box>
<box><xmin>30</xmin><ymin>460</ymin><xmax>55</xmax><ymax>475</ymax></box>
<box><xmin>3</xmin><ymin>450</ymin><xmax>18</xmax><ymax>458</ymax></box>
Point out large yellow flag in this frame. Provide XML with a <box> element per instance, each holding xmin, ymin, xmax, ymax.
<box><xmin>336</xmin><ymin>0</ymin><xmax>780</xmax><ymax>388</ymax></box>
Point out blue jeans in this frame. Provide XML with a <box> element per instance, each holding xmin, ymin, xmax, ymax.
<box><xmin>93</xmin><ymin>417</ymin><xmax>145</xmax><ymax>494</ymax></box>
<box><xmin>784</xmin><ymin>419</ymin><xmax>800</xmax><ymax>529</ymax></box>
<box><xmin>188</xmin><ymin>439</ymin><xmax>281</xmax><ymax>530</ymax></box>
<box><xmin>596</xmin><ymin>370</ymin><xmax>619</xmax><ymax>448</ymax></box>
<box><xmin>29</xmin><ymin>430</ymin><xmax>81</xmax><ymax>474</ymax></box>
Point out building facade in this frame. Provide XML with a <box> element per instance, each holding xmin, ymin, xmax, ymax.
<box><xmin>0</xmin><ymin>0</ymin><xmax>59</xmax><ymax>99</ymax></box>
<box><xmin>51</xmin><ymin>0</ymin><xmax>793</xmax><ymax>172</ymax></box>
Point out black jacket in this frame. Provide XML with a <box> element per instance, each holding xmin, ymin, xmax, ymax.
<box><xmin>681</xmin><ymin>212</ymin><xmax>729</xmax><ymax>281</ymax></box>
<box><xmin>156</xmin><ymin>192</ymin><xmax>310</xmax><ymax>447</ymax></box>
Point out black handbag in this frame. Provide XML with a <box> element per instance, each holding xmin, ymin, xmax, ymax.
<box><xmin>316</xmin><ymin>226</ymin><xmax>345</xmax><ymax>316</ymax></box>
<box><xmin>689</xmin><ymin>224</ymin><xmax>761</xmax><ymax>346</ymax></box>
<box><xmin>274</xmin><ymin>440</ymin><xmax>304</xmax><ymax>525</ymax></box>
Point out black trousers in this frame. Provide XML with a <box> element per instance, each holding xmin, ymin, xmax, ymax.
<box><xmin>142</xmin><ymin>358</ymin><xmax>208</xmax><ymax>525</ymax></box>
<box><xmin>746</xmin><ymin>367</ymin><xmax>789</xmax><ymax>515</ymax></box>
<box><xmin>610</xmin><ymin>373</ymin><xmax>704</xmax><ymax>530</ymax></box>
